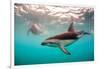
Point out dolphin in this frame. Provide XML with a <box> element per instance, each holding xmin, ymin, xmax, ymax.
<box><xmin>27</xmin><ymin>24</ymin><xmax>43</xmax><ymax>35</ymax></box>
<box><xmin>41</xmin><ymin>22</ymin><xmax>90</xmax><ymax>55</ymax></box>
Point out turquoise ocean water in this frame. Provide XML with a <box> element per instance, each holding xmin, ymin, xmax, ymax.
<box><xmin>15</xmin><ymin>16</ymin><xmax>94</xmax><ymax>65</ymax></box>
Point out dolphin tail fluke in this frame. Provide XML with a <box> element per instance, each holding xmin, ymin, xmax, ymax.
<box><xmin>59</xmin><ymin>44</ymin><xmax>71</xmax><ymax>55</ymax></box>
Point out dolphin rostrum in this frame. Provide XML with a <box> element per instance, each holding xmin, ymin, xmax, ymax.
<box><xmin>41</xmin><ymin>22</ymin><xmax>90</xmax><ymax>55</ymax></box>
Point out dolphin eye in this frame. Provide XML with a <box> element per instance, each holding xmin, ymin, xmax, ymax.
<box><xmin>49</xmin><ymin>42</ymin><xmax>54</xmax><ymax>44</ymax></box>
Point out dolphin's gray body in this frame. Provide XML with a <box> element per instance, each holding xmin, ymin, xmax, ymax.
<box><xmin>41</xmin><ymin>22</ymin><xmax>90</xmax><ymax>55</ymax></box>
<box><xmin>27</xmin><ymin>24</ymin><xmax>43</xmax><ymax>35</ymax></box>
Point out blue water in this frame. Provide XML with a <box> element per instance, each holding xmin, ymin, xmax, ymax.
<box><xmin>14</xmin><ymin>16</ymin><xmax>94</xmax><ymax>65</ymax></box>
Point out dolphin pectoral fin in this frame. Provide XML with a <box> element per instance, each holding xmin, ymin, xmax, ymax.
<box><xmin>59</xmin><ymin>44</ymin><xmax>71</xmax><ymax>55</ymax></box>
<box><xmin>27</xmin><ymin>29</ymin><xmax>31</xmax><ymax>36</ymax></box>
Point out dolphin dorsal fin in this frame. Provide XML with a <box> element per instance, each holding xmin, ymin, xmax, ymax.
<box><xmin>68</xmin><ymin>22</ymin><xmax>75</xmax><ymax>32</ymax></box>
